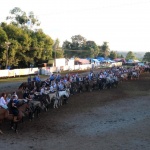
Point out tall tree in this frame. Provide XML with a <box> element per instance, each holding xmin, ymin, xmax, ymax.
<box><xmin>6</xmin><ymin>7</ymin><xmax>40</xmax><ymax>30</ymax></box>
<box><xmin>109</xmin><ymin>51</ymin><xmax>117</xmax><ymax>59</ymax></box>
<box><xmin>100</xmin><ymin>42</ymin><xmax>110</xmax><ymax>58</ymax></box>
<box><xmin>0</xmin><ymin>27</ymin><xmax>8</xmax><ymax>67</ymax></box>
<box><xmin>62</xmin><ymin>40</ymin><xmax>73</xmax><ymax>58</ymax></box>
<box><xmin>143</xmin><ymin>52</ymin><xmax>150</xmax><ymax>62</ymax></box>
<box><xmin>52</xmin><ymin>38</ymin><xmax>64</xmax><ymax>58</ymax></box>
<box><xmin>62</xmin><ymin>35</ymin><xmax>100</xmax><ymax>58</ymax></box>
<box><xmin>85</xmin><ymin>41</ymin><xmax>100</xmax><ymax>58</ymax></box>
<box><xmin>126</xmin><ymin>51</ymin><xmax>136</xmax><ymax>60</ymax></box>
<box><xmin>62</xmin><ymin>35</ymin><xmax>87</xmax><ymax>58</ymax></box>
<box><xmin>71</xmin><ymin>35</ymin><xmax>86</xmax><ymax>49</ymax></box>
<box><xmin>0</xmin><ymin>8</ymin><xmax>53</xmax><ymax>69</ymax></box>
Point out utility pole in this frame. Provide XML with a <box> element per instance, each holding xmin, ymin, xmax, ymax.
<box><xmin>5</xmin><ymin>42</ymin><xmax>11</xmax><ymax>69</ymax></box>
<box><xmin>54</xmin><ymin>48</ymin><xmax>56</xmax><ymax>67</ymax></box>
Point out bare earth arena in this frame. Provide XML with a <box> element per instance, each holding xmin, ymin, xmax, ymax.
<box><xmin>0</xmin><ymin>71</ymin><xmax>150</xmax><ymax>150</ymax></box>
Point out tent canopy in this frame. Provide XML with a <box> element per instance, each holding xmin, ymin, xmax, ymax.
<box><xmin>92</xmin><ymin>59</ymin><xmax>100</xmax><ymax>63</ymax></box>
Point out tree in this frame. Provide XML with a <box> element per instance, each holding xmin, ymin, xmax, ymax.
<box><xmin>71</xmin><ymin>35</ymin><xmax>86</xmax><ymax>49</ymax></box>
<box><xmin>109</xmin><ymin>51</ymin><xmax>117</xmax><ymax>59</ymax></box>
<box><xmin>0</xmin><ymin>12</ymin><xmax>53</xmax><ymax>68</ymax></box>
<box><xmin>85</xmin><ymin>41</ymin><xmax>100</xmax><ymax>58</ymax></box>
<box><xmin>62</xmin><ymin>35</ymin><xmax>100</xmax><ymax>58</ymax></box>
<box><xmin>6</xmin><ymin>7</ymin><xmax>40</xmax><ymax>30</ymax></box>
<box><xmin>0</xmin><ymin>27</ymin><xmax>8</xmax><ymax>42</ymax></box>
<box><xmin>62</xmin><ymin>40</ymin><xmax>73</xmax><ymax>58</ymax></box>
<box><xmin>143</xmin><ymin>52</ymin><xmax>150</xmax><ymax>62</ymax></box>
<box><xmin>62</xmin><ymin>35</ymin><xmax>87</xmax><ymax>58</ymax></box>
<box><xmin>100</xmin><ymin>42</ymin><xmax>110</xmax><ymax>58</ymax></box>
<box><xmin>52</xmin><ymin>38</ymin><xmax>64</xmax><ymax>58</ymax></box>
<box><xmin>126</xmin><ymin>51</ymin><xmax>136</xmax><ymax>60</ymax></box>
<box><xmin>0</xmin><ymin>27</ymin><xmax>8</xmax><ymax>67</ymax></box>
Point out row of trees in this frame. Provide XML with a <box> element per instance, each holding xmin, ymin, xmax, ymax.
<box><xmin>0</xmin><ymin>7</ymin><xmax>149</xmax><ymax>69</ymax></box>
<box><xmin>62</xmin><ymin>35</ymin><xmax>143</xmax><ymax>60</ymax></box>
<box><xmin>62</xmin><ymin>35</ymin><xmax>122</xmax><ymax>59</ymax></box>
<box><xmin>0</xmin><ymin>7</ymin><xmax>64</xmax><ymax>69</ymax></box>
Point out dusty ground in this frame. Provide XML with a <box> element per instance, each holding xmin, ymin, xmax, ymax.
<box><xmin>0</xmin><ymin>72</ymin><xmax>150</xmax><ymax>150</ymax></box>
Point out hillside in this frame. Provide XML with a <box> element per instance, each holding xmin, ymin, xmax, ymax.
<box><xmin>116</xmin><ymin>51</ymin><xmax>146</xmax><ymax>60</ymax></box>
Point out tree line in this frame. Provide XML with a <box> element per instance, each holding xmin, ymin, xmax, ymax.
<box><xmin>0</xmin><ymin>7</ymin><xmax>149</xmax><ymax>69</ymax></box>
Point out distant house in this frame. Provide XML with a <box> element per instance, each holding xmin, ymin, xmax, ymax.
<box><xmin>75</xmin><ymin>58</ymin><xmax>90</xmax><ymax>65</ymax></box>
<box><xmin>114</xmin><ymin>58</ymin><xmax>126</xmax><ymax>64</ymax></box>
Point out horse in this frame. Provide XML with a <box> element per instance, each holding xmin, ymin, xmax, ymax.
<box><xmin>0</xmin><ymin>102</ymin><xmax>30</xmax><ymax>134</ymax></box>
<box><xmin>56</xmin><ymin>88</ymin><xmax>70</xmax><ymax>107</ymax></box>
<box><xmin>82</xmin><ymin>78</ymin><xmax>96</xmax><ymax>92</ymax></box>
<box><xmin>120</xmin><ymin>73</ymin><xmax>128</xmax><ymax>81</ymax></box>
<box><xmin>70</xmin><ymin>82</ymin><xmax>78</xmax><ymax>95</ymax></box>
<box><xmin>18</xmin><ymin>81</ymin><xmax>35</xmax><ymax>92</ymax></box>
<box><xmin>97</xmin><ymin>78</ymin><xmax>109</xmax><ymax>90</ymax></box>
<box><xmin>131</xmin><ymin>71</ymin><xmax>139</xmax><ymax>80</ymax></box>
<box><xmin>33</xmin><ymin>92</ymin><xmax>50</xmax><ymax>111</ymax></box>
<box><xmin>46</xmin><ymin>91</ymin><xmax>57</xmax><ymax>104</ymax></box>
<box><xmin>29</xmin><ymin>100</ymin><xmax>41</xmax><ymax>119</ymax></box>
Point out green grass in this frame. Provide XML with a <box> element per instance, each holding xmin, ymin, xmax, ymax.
<box><xmin>0</xmin><ymin>75</ymin><xmax>48</xmax><ymax>83</ymax></box>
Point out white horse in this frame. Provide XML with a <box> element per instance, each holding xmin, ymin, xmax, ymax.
<box><xmin>53</xmin><ymin>97</ymin><xmax>59</xmax><ymax>108</ymax></box>
<box><xmin>44</xmin><ymin>90</ymin><xmax>57</xmax><ymax>104</ymax></box>
<box><xmin>131</xmin><ymin>71</ymin><xmax>139</xmax><ymax>80</ymax></box>
<box><xmin>120</xmin><ymin>73</ymin><xmax>128</xmax><ymax>81</ymax></box>
<box><xmin>57</xmin><ymin>88</ymin><xmax>70</xmax><ymax>106</ymax></box>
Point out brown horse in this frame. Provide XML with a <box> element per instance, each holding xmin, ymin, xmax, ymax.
<box><xmin>0</xmin><ymin>102</ymin><xmax>30</xmax><ymax>134</ymax></box>
<box><xmin>18</xmin><ymin>81</ymin><xmax>35</xmax><ymax>91</ymax></box>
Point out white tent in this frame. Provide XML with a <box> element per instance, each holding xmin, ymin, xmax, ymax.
<box><xmin>93</xmin><ymin>59</ymin><xmax>100</xmax><ymax>63</ymax></box>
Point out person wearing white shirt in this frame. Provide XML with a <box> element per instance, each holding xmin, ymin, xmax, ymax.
<box><xmin>53</xmin><ymin>83</ymin><xmax>57</xmax><ymax>91</ymax></box>
<box><xmin>99</xmin><ymin>74</ymin><xmax>103</xmax><ymax>79</ymax></box>
<box><xmin>40</xmin><ymin>86</ymin><xmax>45</xmax><ymax>95</ymax></box>
<box><xmin>58</xmin><ymin>82</ymin><xmax>65</xmax><ymax>90</ymax></box>
<box><xmin>50</xmin><ymin>85</ymin><xmax>55</xmax><ymax>93</ymax></box>
<box><xmin>6</xmin><ymin>94</ymin><xmax>11</xmax><ymax>104</ymax></box>
<box><xmin>0</xmin><ymin>93</ymin><xmax>8</xmax><ymax>109</ymax></box>
<box><xmin>12</xmin><ymin>91</ymin><xmax>18</xmax><ymax>100</ymax></box>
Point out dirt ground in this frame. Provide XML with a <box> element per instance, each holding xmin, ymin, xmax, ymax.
<box><xmin>0</xmin><ymin>72</ymin><xmax>150</xmax><ymax>150</ymax></box>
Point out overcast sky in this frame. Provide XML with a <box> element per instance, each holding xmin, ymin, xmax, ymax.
<box><xmin>0</xmin><ymin>0</ymin><xmax>150</xmax><ymax>52</ymax></box>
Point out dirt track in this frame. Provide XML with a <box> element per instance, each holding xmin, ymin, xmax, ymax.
<box><xmin>0</xmin><ymin>72</ymin><xmax>150</xmax><ymax>150</ymax></box>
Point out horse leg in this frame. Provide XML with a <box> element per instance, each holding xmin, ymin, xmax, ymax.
<box><xmin>14</xmin><ymin>122</ymin><xmax>18</xmax><ymax>133</ymax></box>
<box><xmin>10</xmin><ymin>120</ymin><xmax>15</xmax><ymax>130</ymax></box>
<box><xmin>53</xmin><ymin>100</ymin><xmax>56</xmax><ymax>108</ymax></box>
<box><xmin>0</xmin><ymin>129</ymin><xmax>3</xmax><ymax>134</ymax></box>
<box><xmin>0</xmin><ymin>123</ymin><xmax>3</xmax><ymax>134</ymax></box>
<box><xmin>56</xmin><ymin>100</ymin><xmax>58</xmax><ymax>108</ymax></box>
<box><xmin>28</xmin><ymin>111</ymin><xmax>33</xmax><ymax>121</ymax></box>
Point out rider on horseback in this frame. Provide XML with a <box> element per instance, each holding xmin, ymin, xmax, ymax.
<box><xmin>0</xmin><ymin>93</ymin><xmax>8</xmax><ymax>109</ymax></box>
<box><xmin>10</xmin><ymin>95</ymin><xmax>20</xmax><ymax>122</ymax></box>
<box><xmin>58</xmin><ymin>81</ymin><xmax>65</xmax><ymax>91</ymax></box>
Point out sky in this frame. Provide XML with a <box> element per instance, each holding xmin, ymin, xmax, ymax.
<box><xmin>0</xmin><ymin>0</ymin><xmax>150</xmax><ymax>52</ymax></box>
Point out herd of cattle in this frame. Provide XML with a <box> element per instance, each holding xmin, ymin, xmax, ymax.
<box><xmin>0</xmin><ymin>65</ymin><xmax>150</xmax><ymax>134</ymax></box>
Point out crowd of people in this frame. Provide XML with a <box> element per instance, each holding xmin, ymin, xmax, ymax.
<box><xmin>23</xmin><ymin>65</ymin><xmax>150</xmax><ymax>96</ymax></box>
<box><xmin>0</xmin><ymin>64</ymin><xmax>149</xmax><ymax>124</ymax></box>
